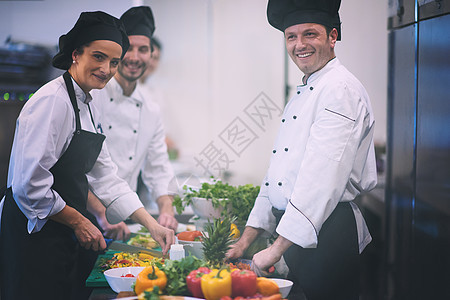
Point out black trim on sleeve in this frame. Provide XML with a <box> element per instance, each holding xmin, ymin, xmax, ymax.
<box><xmin>288</xmin><ymin>199</ymin><xmax>318</xmax><ymax>237</ymax></box>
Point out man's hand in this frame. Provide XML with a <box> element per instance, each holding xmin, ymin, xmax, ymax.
<box><xmin>158</xmin><ymin>212</ymin><xmax>178</xmax><ymax>231</ymax></box>
<box><xmin>225</xmin><ymin>226</ymin><xmax>264</xmax><ymax>260</ymax></box>
<box><xmin>86</xmin><ymin>190</ymin><xmax>131</xmax><ymax>241</ymax></box>
<box><xmin>130</xmin><ymin>207</ymin><xmax>175</xmax><ymax>255</ymax></box>
<box><xmin>147</xmin><ymin>223</ymin><xmax>175</xmax><ymax>255</ymax></box>
<box><xmin>251</xmin><ymin>235</ymin><xmax>292</xmax><ymax>276</ymax></box>
<box><xmin>226</xmin><ymin>240</ymin><xmax>246</xmax><ymax>260</ymax></box>
<box><xmin>98</xmin><ymin>219</ymin><xmax>131</xmax><ymax>242</ymax></box>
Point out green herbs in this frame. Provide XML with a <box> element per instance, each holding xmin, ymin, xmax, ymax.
<box><xmin>154</xmin><ymin>256</ymin><xmax>207</xmax><ymax>296</ymax></box>
<box><xmin>173</xmin><ymin>179</ymin><xmax>260</xmax><ymax>227</ymax></box>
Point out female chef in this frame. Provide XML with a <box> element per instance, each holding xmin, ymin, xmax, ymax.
<box><xmin>0</xmin><ymin>11</ymin><xmax>174</xmax><ymax>300</ymax></box>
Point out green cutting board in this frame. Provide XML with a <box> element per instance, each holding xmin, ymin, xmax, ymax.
<box><xmin>86</xmin><ymin>250</ymin><xmax>119</xmax><ymax>287</ymax></box>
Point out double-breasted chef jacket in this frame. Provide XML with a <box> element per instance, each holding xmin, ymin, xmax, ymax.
<box><xmin>93</xmin><ymin>78</ymin><xmax>174</xmax><ymax>203</ymax></box>
<box><xmin>247</xmin><ymin>58</ymin><xmax>377</xmax><ymax>252</ymax></box>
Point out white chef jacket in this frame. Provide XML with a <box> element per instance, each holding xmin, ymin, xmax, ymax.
<box><xmin>93</xmin><ymin>77</ymin><xmax>174</xmax><ymax>204</ymax></box>
<box><xmin>246</xmin><ymin>58</ymin><xmax>377</xmax><ymax>253</ymax></box>
<box><xmin>0</xmin><ymin>76</ymin><xmax>144</xmax><ymax>233</ymax></box>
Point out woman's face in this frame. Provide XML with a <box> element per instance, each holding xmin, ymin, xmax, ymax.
<box><xmin>70</xmin><ymin>40</ymin><xmax>122</xmax><ymax>92</ymax></box>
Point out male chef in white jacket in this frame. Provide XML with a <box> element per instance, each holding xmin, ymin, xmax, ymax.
<box><xmin>88</xmin><ymin>6</ymin><xmax>178</xmax><ymax>240</ymax></box>
<box><xmin>227</xmin><ymin>1</ymin><xmax>377</xmax><ymax>299</ymax></box>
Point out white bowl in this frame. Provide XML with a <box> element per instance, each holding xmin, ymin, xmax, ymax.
<box><xmin>178</xmin><ymin>240</ymin><xmax>204</xmax><ymax>259</ymax></box>
<box><xmin>103</xmin><ymin>266</ymin><xmax>145</xmax><ymax>293</ymax></box>
<box><xmin>191</xmin><ymin>197</ymin><xmax>225</xmax><ymax>219</ymax></box>
<box><xmin>271</xmin><ymin>278</ymin><xmax>293</xmax><ymax>298</ymax></box>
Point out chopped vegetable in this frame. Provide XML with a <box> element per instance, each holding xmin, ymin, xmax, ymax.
<box><xmin>128</xmin><ymin>234</ymin><xmax>159</xmax><ymax>249</ymax></box>
<box><xmin>100</xmin><ymin>252</ymin><xmax>158</xmax><ymax>270</ymax></box>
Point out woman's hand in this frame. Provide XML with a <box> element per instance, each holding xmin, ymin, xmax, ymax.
<box><xmin>50</xmin><ymin>204</ymin><xmax>107</xmax><ymax>251</ymax></box>
<box><xmin>73</xmin><ymin>218</ymin><xmax>107</xmax><ymax>251</ymax></box>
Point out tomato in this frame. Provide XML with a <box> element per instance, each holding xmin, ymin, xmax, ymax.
<box><xmin>121</xmin><ymin>274</ymin><xmax>135</xmax><ymax>278</ymax></box>
<box><xmin>177</xmin><ymin>231</ymin><xmax>203</xmax><ymax>241</ymax></box>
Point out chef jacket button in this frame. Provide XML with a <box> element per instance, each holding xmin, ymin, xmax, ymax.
<box><xmin>293</xmin><ymin>115</ymin><xmax>297</xmax><ymax>119</ymax></box>
<box><xmin>109</xmin><ymin>125</ymin><xmax>112</xmax><ymax>129</ymax></box>
<box><xmin>265</xmin><ymin>182</ymin><xmax>269</xmax><ymax>186</ymax></box>
<box><xmin>278</xmin><ymin>182</ymin><xmax>282</xmax><ymax>186</ymax></box>
<box><xmin>273</xmin><ymin>150</ymin><xmax>276</xmax><ymax>154</ymax></box>
<box><xmin>310</xmin><ymin>86</ymin><xmax>314</xmax><ymax>91</ymax></box>
<box><xmin>129</xmin><ymin>156</ymin><xmax>133</xmax><ymax>160</ymax></box>
<box><xmin>297</xmin><ymin>91</ymin><xmax>300</xmax><ymax>94</ymax></box>
<box><xmin>136</xmin><ymin>103</ymin><xmax>140</xmax><ymax>107</ymax></box>
<box><xmin>281</xmin><ymin>119</ymin><xmax>285</xmax><ymax>123</ymax></box>
<box><xmin>133</xmin><ymin>130</ymin><xmax>137</xmax><ymax>133</ymax></box>
<box><xmin>110</xmin><ymin>98</ymin><xmax>113</xmax><ymax>102</ymax></box>
<box><xmin>284</xmin><ymin>148</ymin><xmax>288</xmax><ymax>152</ymax></box>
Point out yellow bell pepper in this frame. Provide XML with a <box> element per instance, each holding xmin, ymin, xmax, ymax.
<box><xmin>201</xmin><ymin>268</ymin><xmax>232</xmax><ymax>300</ymax></box>
<box><xmin>134</xmin><ymin>265</ymin><xmax>167</xmax><ymax>295</ymax></box>
<box><xmin>230</xmin><ymin>224</ymin><xmax>240</xmax><ymax>239</ymax></box>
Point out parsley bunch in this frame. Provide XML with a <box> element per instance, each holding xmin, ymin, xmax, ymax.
<box><xmin>173</xmin><ymin>179</ymin><xmax>260</xmax><ymax>227</ymax></box>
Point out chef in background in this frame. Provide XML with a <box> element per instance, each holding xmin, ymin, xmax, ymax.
<box><xmin>88</xmin><ymin>6</ymin><xmax>178</xmax><ymax>241</ymax></box>
<box><xmin>0</xmin><ymin>11</ymin><xmax>174</xmax><ymax>300</ymax></box>
<box><xmin>227</xmin><ymin>1</ymin><xmax>377</xmax><ymax>299</ymax></box>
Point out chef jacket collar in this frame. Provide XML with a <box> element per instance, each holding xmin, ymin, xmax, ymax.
<box><xmin>71</xmin><ymin>77</ymin><xmax>93</xmax><ymax>104</ymax></box>
<box><xmin>109</xmin><ymin>77</ymin><xmax>143</xmax><ymax>104</ymax></box>
<box><xmin>300</xmin><ymin>56</ymin><xmax>339</xmax><ymax>86</ymax></box>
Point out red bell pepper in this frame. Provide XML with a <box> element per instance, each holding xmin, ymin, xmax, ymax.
<box><xmin>231</xmin><ymin>269</ymin><xmax>257</xmax><ymax>297</ymax></box>
<box><xmin>186</xmin><ymin>267</ymin><xmax>211</xmax><ymax>298</ymax></box>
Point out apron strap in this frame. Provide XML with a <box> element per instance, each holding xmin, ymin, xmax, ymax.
<box><xmin>63</xmin><ymin>71</ymin><xmax>82</xmax><ymax>132</ymax></box>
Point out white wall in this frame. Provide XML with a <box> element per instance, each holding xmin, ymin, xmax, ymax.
<box><xmin>0</xmin><ymin>0</ymin><xmax>387</xmax><ymax>185</ymax></box>
<box><xmin>287</xmin><ymin>0</ymin><xmax>388</xmax><ymax>145</ymax></box>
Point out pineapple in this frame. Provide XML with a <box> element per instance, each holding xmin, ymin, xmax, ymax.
<box><xmin>202</xmin><ymin>217</ymin><xmax>235</xmax><ymax>267</ymax></box>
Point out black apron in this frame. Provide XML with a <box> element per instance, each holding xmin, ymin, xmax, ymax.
<box><xmin>272</xmin><ymin>202</ymin><xmax>360</xmax><ymax>300</ymax></box>
<box><xmin>0</xmin><ymin>72</ymin><xmax>106</xmax><ymax>300</ymax></box>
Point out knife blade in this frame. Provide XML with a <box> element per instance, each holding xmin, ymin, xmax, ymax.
<box><xmin>108</xmin><ymin>241</ymin><xmax>164</xmax><ymax>258</ymax></box>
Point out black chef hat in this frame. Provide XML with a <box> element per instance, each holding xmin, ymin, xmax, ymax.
<box><xmin>267</xmin><ymin>0</ymin><xmax>342</xmax><ymax>41</ymax></box>
<box><xmin>52</xmin><ymin>11</ymin><xmax>130</xmax><ymax>70</ymax></box>
<box><xmin>120</xmin><ymin>6</ymin><xmax>155</xmax><ymax>39</ymax></box>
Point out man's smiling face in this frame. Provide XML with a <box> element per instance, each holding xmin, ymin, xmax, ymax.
<box><xmin>284</xmin><ymin>23</ymin><xmax>337</xmax><ymax>79</ymax></box>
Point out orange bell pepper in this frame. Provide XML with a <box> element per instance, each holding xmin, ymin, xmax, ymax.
<box><xmin>256</xmin><ymin>277</ymin><xmax>279</xmax><ymax>296</ymax></box>
<box><xmin>134</xmin><ymin>265</ymin><xmax>167</xmax><ymax>295</ymax></box>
